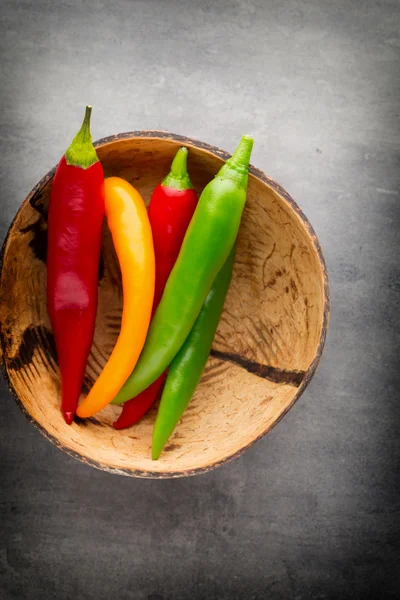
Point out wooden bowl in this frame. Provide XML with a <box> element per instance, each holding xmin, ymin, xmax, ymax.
<box><xmin>0</xmin><ymin>132</ymin><xmax>329</xmax><ymax>478</ymax></box>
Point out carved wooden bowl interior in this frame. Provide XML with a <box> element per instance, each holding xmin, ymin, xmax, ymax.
<box><xmin>0</xmin><ymin>132</ymin><xmax>329</xmax><ymax>478</ymax></box>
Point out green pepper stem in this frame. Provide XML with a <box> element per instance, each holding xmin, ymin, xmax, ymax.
<box><xmin>227</xmin><ymin>135</ymin><xmax>253</xmax><ymax>173</ymax></box>
<box><xmin>162</xmin><ymin>147</ymin><xmax>193</xmax><ymax>191</ymax></box>
<box><xmin>65</xmin><ymin>105</ymin><xmax>98</xmax><ymax>169</ymax></box>
<box><xmin>216</xmin><ymin>135</ymin><xmax>254</xmax><ymax>189</ymax></box>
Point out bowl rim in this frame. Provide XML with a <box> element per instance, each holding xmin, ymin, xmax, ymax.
<box><xmin>0</xmin><ymin>130</ymin><xmax>330</xmax><ymax>479</ymax></box>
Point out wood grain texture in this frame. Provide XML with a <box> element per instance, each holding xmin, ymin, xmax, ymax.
<box><xmin>0</xmin><ymin>132</ymin><xmax>330</xmax><ymax>478</ymax></box>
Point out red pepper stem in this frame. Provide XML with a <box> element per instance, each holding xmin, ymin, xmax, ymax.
<box><xmin>78</xmin><ymin>105</ymin><xmax>92</xmax><ymax>140</ymax></box>
<box><xmin>162</xmin><ymin>147</ymin><xmax>193</xmax><ymax>191</ymax></box>
<box><xmin>65</xmin><ymin>105</ymin><xmax>99</xmax><ymax>169</ymax></box>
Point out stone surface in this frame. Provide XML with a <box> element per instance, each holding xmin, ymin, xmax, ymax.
<box><xmin>0</xmin><ymin>1</ymin><xmax>399</xmax><ymax>599</ymax></box>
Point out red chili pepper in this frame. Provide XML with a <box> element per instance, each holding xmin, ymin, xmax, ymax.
<box><xmin>47</xmin><ymin>106</ymin><xmax>104</xmax><ymax>425</ymax></box>
<box><xmin>113</xmin><ymin>147</ymin><xmax>197</xmax><ymax>429</ymax></box>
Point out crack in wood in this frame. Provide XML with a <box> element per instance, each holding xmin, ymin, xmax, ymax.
<box><xmin>210</xmin><ymin>349</ymin><xmax>305</xmax><ymax>387</ymax></box>
<box><xmin>4</xmin><ymin>322</ymin><xmax>305</xmax><ymax>392</ymax></box>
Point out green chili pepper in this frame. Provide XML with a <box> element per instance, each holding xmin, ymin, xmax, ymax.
<box><xmin>152</xmin><ymin>246</ymin><xmax>236</xmax><ymax>460</ymax></box>
<box><xmin>112</xmin><ymin>135</ymin><xmax>253</xmax><ymax>405</ymax></box>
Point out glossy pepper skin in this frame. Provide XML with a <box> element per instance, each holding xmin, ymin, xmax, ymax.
<box><xmin>113</xmin><ymin>135</ymin><xmax>253</xmax><ymax>405</ymax></box>
<box><xmin>152</xmin><ymin>245</ymin><xmax>236</xmax><ymax>460</ymax></box>
<box><xmin>114</xmin><ymin>147</ymin><xmax>197</xmax><ymax>430</ymax></box>
<box><xmin>76</xmin><ymin>177</ymin><xmax>155</xmax><ymax>419</ymax></box>
<box><xmin>47</xmin><ymin>106</ymin><xmax>104</xmax><ymax>425</ymax></box>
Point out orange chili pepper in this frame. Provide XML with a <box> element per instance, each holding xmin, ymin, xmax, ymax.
<box><xmin>76</xmin><ymin>177</ymin><xmax>155</xmax><ymax>418</ymax></box>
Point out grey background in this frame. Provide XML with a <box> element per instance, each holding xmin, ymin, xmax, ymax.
<box><xmin>1</xmin><ymin>0</ymin><xmax>399</xmax><ymax>598</ymax></box>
